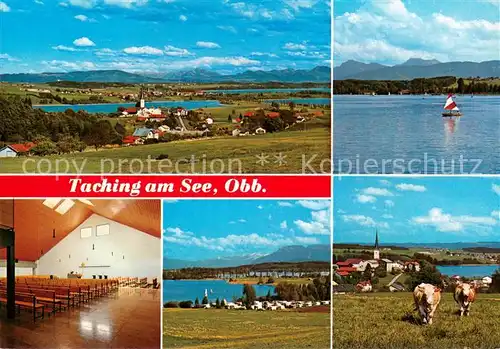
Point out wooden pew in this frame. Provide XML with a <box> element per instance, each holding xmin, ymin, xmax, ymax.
<box><xmin>0</xmin><ymin>290</ymin><xmax>45</xmax><ymax>322</ymax></box>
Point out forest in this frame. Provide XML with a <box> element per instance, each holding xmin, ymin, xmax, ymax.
<box><xmin>0</xmin><ymin>96</ymin><xmax>123</xmax><ymax>154</ymax></box>
<box><xmin>332</xmin><ymin>76</ymin><xmax>500</xmax><ymax>95</ymax></box>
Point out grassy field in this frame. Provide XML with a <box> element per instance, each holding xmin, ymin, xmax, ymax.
<box><xmin>333</xmin><ymin>292</ymin><xmax>500</xmax><ymax>349</ymax></box>
<box><xmin>0</xmin><ymin>115</ymin><xmax>330</xmax><ymax>173</ymax></box>
<box><xmin>164</xmin><ymin>308</ymin><xmax>330</xmax><ymax>349</ymax></box>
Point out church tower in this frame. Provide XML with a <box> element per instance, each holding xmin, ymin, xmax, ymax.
<box><xmin>373</xmin><ymin>230</ymin><xmax>380</xmax><ymax>260</ymax></box>
<box><xmin>139</xmin><ymin>86</ymin><xmax>145</xmax><ymax>109</ymax></box>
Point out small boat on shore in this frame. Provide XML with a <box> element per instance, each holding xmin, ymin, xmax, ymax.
<box><xmin>442</xmin><ymin>94</ymin><xmax>462</xmax><ymax>117</ymax></box>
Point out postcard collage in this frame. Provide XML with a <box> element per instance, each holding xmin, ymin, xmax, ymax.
<box><xmin>0</xmin><ymin>0</ymin><xmax>499</xmax><ymax>349</ymax></box>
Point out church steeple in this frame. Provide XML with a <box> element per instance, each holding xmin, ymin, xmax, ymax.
<box><xmin>373</xmin><ymin>230</ymin><xmax>380</xmax><ymax>260</ymax></box>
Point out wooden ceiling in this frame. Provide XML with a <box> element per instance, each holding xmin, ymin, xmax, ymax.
<box><xmin>0</xmin><ymin>199</ymin><xmax>160</xmax><ymax>261</ymax></box>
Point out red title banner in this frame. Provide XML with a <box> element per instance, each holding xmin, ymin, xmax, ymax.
<box><xmin>0</xmin><ymin>175</ymin><xmax>331</xmax><ymax>198</ymax></box>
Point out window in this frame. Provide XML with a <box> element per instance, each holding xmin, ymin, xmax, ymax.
<box><xmin>80</xmin><ymin>227</ymin><xmax>92</xmax><ymax>239</ymax></box>
<box><xmin>96</xmin><ymin>224</ymin><xmax>110</xmax><ymax>237</ymax></box>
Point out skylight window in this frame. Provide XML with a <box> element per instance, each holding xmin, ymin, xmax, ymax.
<box><xmin>43</xmin><ymin>198</ymin><xmax>62</xmax><ymax>209</ymax></box>
<box><xmin>96</xmin><ymin>224</ymin><xmax>110</xmax><ymax>236</ymax></box>
<box><xmin>80</xmin><ymin>227</ymin><xmax>92</xmax><ymax>239</ymax></box>
<box><xmin>55</xmin><ymin>199</ymin><xmax>75</xmax><ymax>215</ymax></box>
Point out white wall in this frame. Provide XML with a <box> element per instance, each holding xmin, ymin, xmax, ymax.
<box><xmin>0</xmin><ymin>267</ymin><xmax>34</xmax><ymax>277</ymax></box>
<box><xmin>0</xmin><ymin>147</ymin><xmax>17</xmax><ymax>158</ymax></box>
<box><xmin>36</xmin><ymin>214</ymin><xmax>161</xmax><ymax>281</ymax></box>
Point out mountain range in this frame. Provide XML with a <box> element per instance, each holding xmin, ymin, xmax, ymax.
<box><xmin>334</xmin><ymin>59</ymin><xmax>500</xmax><ymax>80</ymax></box>
<box><xmin>0</xmin><ymin>66</ymin><xmax>331</xmax><ymax>84</ymax></box>
<box><xmin>164</xmin><ymin>244</ymin><xmax>331</xmax><ymax>269</ymax></box>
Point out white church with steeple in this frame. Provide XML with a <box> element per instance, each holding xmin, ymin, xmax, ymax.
<box><xmin>373</xmin><ymin>229</ymin><xmax>380</xmax><ymax>260</ymax></box>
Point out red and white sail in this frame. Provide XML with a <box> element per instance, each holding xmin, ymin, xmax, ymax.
<box><xmin>444</xmin><ymin>94</ymin><xmax>460</xmax><ymax>111</ymax></box>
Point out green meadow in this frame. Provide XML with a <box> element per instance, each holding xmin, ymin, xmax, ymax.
<box><xmin>333</xmin><ymin>292</ymin><xmax>500</xmax><ymax>349</ymax></box>
<box><xmin>0</xmin><ymin>115</ymin><xmax>330</xmax><ymax>174</ymax></box>
<box><xmin>164</xmin><ymin>308</ymin><xmax>330</xmax><ymax>349</ymax></box>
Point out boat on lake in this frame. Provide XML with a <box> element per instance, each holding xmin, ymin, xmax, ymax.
<box><xmin>442</xmin><ymin>94</ymin><xmax>462</xmax><ymax>117</ymax></box>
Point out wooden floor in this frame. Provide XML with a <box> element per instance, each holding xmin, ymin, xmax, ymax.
<box><xmin>0</xmin><ymin>287</ymin><xmax>161</xmax><ymax>349</ymax></box>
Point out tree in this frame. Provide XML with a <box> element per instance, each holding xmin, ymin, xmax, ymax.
<box><xmin>227</xmin><ymin>114</ymin><xmax>232</xmax><ymax>122</ymax></box>
<box><xmin>215</xmin><ymin>298</ymin><xmax>221</xmax><ymax>309</ymax></box>
<box><xmin>32</xmin><ymin>138</ymin><xmax>57</xmax><ymax>156</ymax></box>
<box><xmin>406</xmin><ymin>261</ymin><xmax>443</xmax><ymax>290</ymax></box>
<box><xmin>258</xmin><ymin>276</ymin><xmax>264</xmax><ymax>285</ymax></box>
<box><xmin>490</xmin><ymin>269</ymin><xmax>500</xmax><ymax>293</ymax></box>
<box><xmin>288</xmin><ymin>101</ymin><xmax>296</xmax><ymax>111</ymax></box>
<box><xmin>202</xmin><ymin>296</ymin><xmax>209</xmax><ymax>305</ymax></box>
<box><xmin>84</xmin><ymin>120</ymin><xmax>119</xmax><ymax>150</ymax></box>
<box><xmin>362</xmin><ymin>265</ymin><xmax>372</xmax><ymax>281</ymax></box>
<box><xmin>195</xmin><ymin>297</ymin><xmax>199</xmax><ymax>306</ymax></box>
<box><xmin>114</xmin><ymin>122</ymin><xmax>126</xmax><ymax>136</ymax></box>
<box><xmin>267</xmin><ymin>277</ymin><xmax>275</xmax><ymax>284</ymax></box>
<box><xmin>457</xmin><ymin>78</ymin><xmax>465</xmax><ymax>94</ymax></box>
<box><xmin>266</xmin><ymin>289</ymin><xmax>272</xmax><ymax>301</ymax></box>
<box><xmin>242</xmin><ymin>284</ymin><xmax>256</xmax><ymax>307</ymax></box>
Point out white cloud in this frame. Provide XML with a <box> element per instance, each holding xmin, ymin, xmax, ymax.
<box><xmin>493</xmin><ymin>184</ymin><xmax>500</xmax><ymax>195</ymax></box>
<box><xmin>68</xmin><ymin>0</ymin><xmax>95</xmax><ymax>8</ymax></box>
<box><xmin>0</xmin><ymin>53</ymin><xmax>17</xmax><ymax>61</ymax></box>
<box><xmin>0</xmin><ymin>1</ymin><xmax>10</xmax><ymax>11</ymax></box>
<box><xmin>59</xmin><ymin>2</ymin><xmax>68</xmax><ymax>6</ymax></box>
<box><xmin>103</xmin><ymin>0</ymin><xmax>148</xmax><ymax>8</ymax></box>
<box><xmin>52</xmin><ymin>45</ymin><xmax>79</xmax><ymax>52</ymax></box>
<box><xmin>492</xmin><ymin>210</ymin><xmax>500</xmax><ymax>220</ymax></box>
<box><xmin>412</xmin><ymin>208</ymin><xmax>497</xmax><ymax>232</ymax></box>
<box><xmin>296</xmin><ymin>200</ymin><xmax>330</xmax><ymax>210</ymax></box>
<box><xmin>379</xmin><ymin>179</ymin><xmax>391</xmax><ymax>186</ymax></box>
<box><xmin>334</xmin><ymin>0</ymin><xmax>500</xmax><ymax>64</ymax></box>
<box><xmin>295</xmin><ymin>236</ymin><xmax>319</xmax><ymax>245</ymax></box>
<box><xmin>73</xmin><ymin>37</ymin><xmax>96</xmax><ymax>47</ymax></box>
<box><xmin>385</xmin><ymin>200</ymin><xmax>395</xmax><ymax>208</ymax></box>
<box><xmin>124</xmin><ymin>46</ymin><xmax>163</xmax><ymax>56</ymax></box>
<box><xmin>284</xmin><ymin>0</ymin><xmax>317</xmax><ymax>12</ymax></box>
<box><xmin>278</xmin><ymin>201</ymin><xmax>294</xmax><ymax>207</ymax></box>
<box><xmin>396</xmin><ymin>183</ymin><xmax>427</xmax><ymax>192</ymax></box>
<box><xmin>217</xmin><ymin>25</ymin><xmax>237</xmax><ymax>33</ymax></box>
<box><xmin>164</xmin><ymin>45</ymin><xmax>192</xmax><ymax>57</ymax></box>
<box><xmin>284</xmin><ymin>42</ymin><xmax>307</xmax><ymax>50</ymax></box>
<box><xmin>41</xmin><ymin>60</ymin><xmax>95</xmax><ymax>71</ymax></box>
<box><xmin>382</xmin><ymin>214</ymin><xmax>394</xmax><ymax>219</ymax></box>
<box><xmin>163</xmin><ymin>199</ymin><xmax>179</xmax><ymax>203</ymax></box>
<box><xmin>362</xmin><ymin>187</ymin><xmax>393</xmax><ymax>196</ymax></box>
<box><xmin>94</xmin><ymin>48</ymin><xmax>116</xmax><ymax>56</ymax></box>
<box><xmin>341</xmin><ymin>214</ymin><xmax>388</xmax><ymax>228</ymax></box>
<box><xmin>294</xmin><ymin>208</ymin><xmax>330</xmax><ymax>235</ymax></box>
<box><xmin>357</xmin><ymin>194</ymin><xmax>376</xmax><ymax>204</ymax></box>
<box><xmin>74</xmin><ymin>14</ymin><xmax>88</xmax><ymax>21</ymax></box>
<box><xmin>187</xmin><ymin>56</ymin><xmax>259</xmax><ymax>67</ymax></box>
<box><xmin>179</xmin><ymin>14</ymin><xmax>187</xmax><ymax>21</ymax></box>
<box><xmin>280</xmin><ymin>220</ymin><xmax>288</xmax><ymax>229</ymax></box>
<box><xmin>34</xmin><ymin>0</ymin><xmax>44</xmax><ymax>5</ymax></box>
<box><xmin>196</xmin><ymin>41</ymin><xmax>221</xmax><ymax>49</ymax></box>
<box><xmin>257</xmin><ymin>205</ymin><xmax>263</xmax><ymax>209</ymax></box>
<box><xmin>251</xmin><ymin>52</ymin><xmax>279</xmax><ymax>58</ymax></box>
<box><xmin>238</xmin><ymin>219</ymin><xmax>246</xmax><ymax>223</ymax></box>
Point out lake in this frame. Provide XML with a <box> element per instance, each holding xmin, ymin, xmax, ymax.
<box><xmin>334</xmin><ymin>95</ymin><xmax>500</xmax><ymax>174</ymax></box>
<box><xmin>437</xmin><ymin>265</ymin><xmax>499</xmax><ymax>278</ymax></box>
<box><xmin>205</xmin><ymin>87</ymin><xmax>329</xmax><ymax>94</ymax></box>
<box><xmin>265</xmin><ymin>97</ymin><xmax>330</xmax><ymax>105</ymax></box>
<box><xmin>34</xmin><ymin>100</ymin><xmax>223</xmax><ymax>113</ymax></box>
<box><xmin>163</xmin><ymin>280</ymin><xmax>275</xmax><ymax>303</ymax></box>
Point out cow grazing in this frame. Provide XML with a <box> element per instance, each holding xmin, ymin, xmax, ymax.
<box><xmin>413</xmin><ymin>283</ymin><xmax>442</xmax><ymax>325</ymax></box>
<box><xmin>454</xmin><ymin>283</ymin><xmax>477</xmax><ymax>317</ymax></box>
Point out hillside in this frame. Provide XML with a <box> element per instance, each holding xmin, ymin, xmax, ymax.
<box><xmin>0</xmin><ymin>66</ymin><xmax>331</xmax><ymax>84</ymax></box>
<box><xmin>334</xmin><ymin>59</ymin><xmax>500</xmax><ymax>80</ymax></box>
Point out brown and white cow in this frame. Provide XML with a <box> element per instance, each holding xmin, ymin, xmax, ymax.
<box><xmin>454</xmin><ymin>282</ymin><xmax>477</xmax><ymax>317</ymax></box>
<box><xmin>413</xmin><ymin>283</ymin><xmax>442</xmax><ymax>325</ymax></box>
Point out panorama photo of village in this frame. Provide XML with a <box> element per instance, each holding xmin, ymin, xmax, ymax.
<box><xmin>0</xmin><ymin>0</ymin><xmax>330</xmax><ymax>174</ymax></box>
<box><xmin>162</xmin><ymin>199</ymin><xmax>332</xmax><ymax>349</ymax></box>
<box><xmin>332</xmin><ymin>176</ymin><xmax>500</xmax><ymax>349</ymax></box>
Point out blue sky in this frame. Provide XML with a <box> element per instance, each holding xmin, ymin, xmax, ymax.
<box><xmin>334</xmin><ymin>0</ymin><xmax>500</xmax><ymax>66</ymax></box>
<box><xmin>334</xmin><ymin>177</ymin><xmax>500</xmax><ymax>244</ymax></box>
<box><xmin>0</xmin><ymin>0</ymin><xmax>330</xmax><ymax>74</ymax></box>
<box><xmin>163</xmin><ymin>199</ymin><xmax>331</xmax><ymax>260</ymax></box>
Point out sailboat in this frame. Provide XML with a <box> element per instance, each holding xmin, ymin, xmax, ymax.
<box><xmin>442</xmin><ymin>94</ymin><xmax>462</xmax><ymax>117</ymax></box>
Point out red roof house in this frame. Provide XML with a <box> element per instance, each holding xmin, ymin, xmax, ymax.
<box><xmin>122</xmin><ymin>136</ymin><xmax>141</xmax><ymax>145</ymax></box>
<box><xmin>126</xmin><ymin>107</ymin><xmax>138</xmax><ymax>114</ymax></box>
<box><xmin>10</xmin><ymin>142</ymin><xmax>35</xmax><ymax>153</ymax></box>
<box><xmin>267</xmin><ymin>112</ymin><xmax>280</xmax><ymax>118</ymax></box>
<box><xmin>244</xmin><ymin>111</ymin><xmax>255</xmax><ymax>117</ymax></box>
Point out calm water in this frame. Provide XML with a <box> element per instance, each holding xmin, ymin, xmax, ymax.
<box><xmin>334</xmin><ymin>95</ymin><xmax>500</xmax><ymax>174</ymax></box>
<box><xmin>34</xmin><ymin>100</ymin><xmax>222</xmax><ymax>113</ymax></box>
<box><xmin>205</xmin><ymin>87</ymin><xmax>329</xmax><ymax>94</ymax></box>
<box><xmin>437</xmin><ymin>265</ymin><xmax>499</xmax><ymax>278</ymax></box>
<box><xmin>163</xmin><ymin>280</ymin><xmax>275</xmax><ymax>302</ymax></box>
<box><xmin>265</xmin><ymin>97</ymin><xmax>330</xmax><ymax>105</ymax></box>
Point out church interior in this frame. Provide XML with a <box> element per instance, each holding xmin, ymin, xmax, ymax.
<box><xmin>0</xmin><ymin>199</ymin><xmax>161</xmax><ymax>348</ymax></box>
